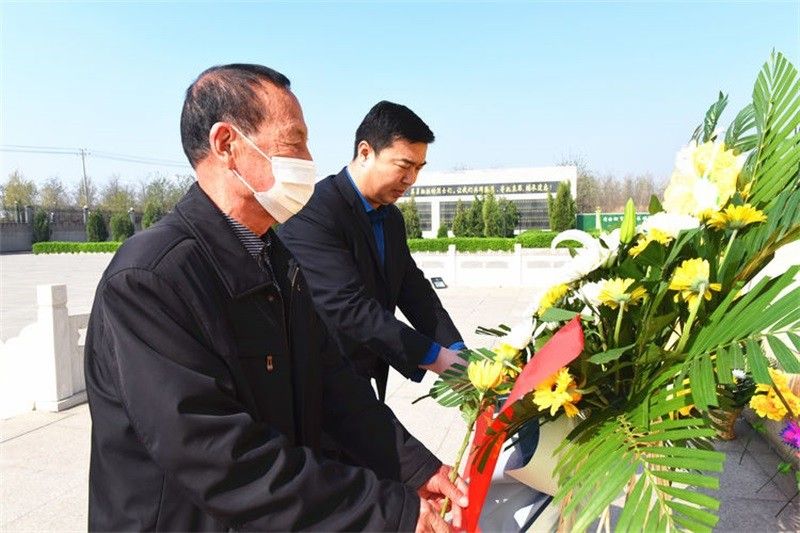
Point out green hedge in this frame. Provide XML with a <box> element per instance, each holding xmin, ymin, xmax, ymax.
<box><xmin>33</xmin><ymin>241</ymin><xmax>123</xmax><ymax>254</ymax></box>
<box><xmin>407</xmin><ymin>230</ymin><xmax>593</xmax><ymax>252</ymax></box>
<box><xmin>408</xmin><ymin>237</ymin><xmax>516</xmax><ymax>252</ymax></box>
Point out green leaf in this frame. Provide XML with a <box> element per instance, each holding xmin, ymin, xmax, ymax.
<box><xmin>539</xmin><ymin>307</ymin><xmax>578</xmax><ymax>322</ymax></box>
<box><xmin>658</xmin><ymin>485</ymin><xmax>720</xmax><ymax>510</ymax></box>
<box><xmin>650</xmin><ymin>470</ymin><xmax>720</xmax><ymax>489</ymax></box>
<box><xmin>589</xmin><ymin>344</ymin><xmax>635</xmax><ymax>364</ymax></box>
<box><xmin>766</xmin><ymin>335</ymin><xmax>800</xmax><ymax>372</ymax></box>
<box><xmin>689</xmin><ymin>356</ymin><xmax>718</xmax><ymax>411</ymax></box>
<box><xmin>648</xmin><ymin>194</ymin><xmax>663</xmax><ymax>215</ymax></box>
<box><xmin>746</xmin><ymin>338</ymin><xmax>771</xmax><ymax>383</ymax></box>
<box><xmin>666</xmin><ymin>501</ymin><xmax>720</xmax><ymax>528</ymax></box>
<box><xmin>691</xmin><ymin>91</ymin><xmax>728</xmax><ymax>143</ymax></box>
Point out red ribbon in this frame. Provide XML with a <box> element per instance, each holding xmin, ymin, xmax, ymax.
<box><xmin>461</xmin><ymin>316</ymin><xmax>585</xmax><ymax>532</ymax></box>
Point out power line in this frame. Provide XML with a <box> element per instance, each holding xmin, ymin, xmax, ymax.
<box><xmin>0</xmin><ymin>145</ymin><xmax>190</xmax><ymax>168</ymax></box>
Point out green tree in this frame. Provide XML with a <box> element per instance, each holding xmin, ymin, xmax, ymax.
<box><xmin>466</xmin><ymin>195</ymin><xmax>484</xmax><ymax>237</ymax></box>
<box><xmin>398</xmin><ymin>197</ymin><xmax>422</xmax><ymax>238</ymax></box>
<box><xmin>1</xmin><ymin>170</ymin><xmax>38</xmax><ymax>210</ymax></box>
<box><xmin>558</xmin><ymin>154</ymin><xmax>598</xmax><ymax>213</ymax></box>
<box><xmin>39</xmin><ymin>177</ymin><xmax>70</xmax><ymax>210</ymax></box>
<box><xmin>142</xmin><ymin>201</ymin><xmax>166</xmax><ymax>229</ymax></box>
<box><xmin>100</xmin><ymin>175</ymin><xmax>138</xmax><ymax>213</ymax></box>
<box><xmin>86</xmin><ymin>211</ymin><xmax>108</xmax><ymax>242</ymax></box>
<box><xmin>548</xmin><ymin>181</ymin><xmax>577</xmax><ymax>232</ymax></box>
<box><xmin>110</xmin><ymin>212</ymin><xmax>135</xmax><ymax>241</ymax></box>
<box><xmin>481</xmin><ymin>190</ymin><xmax>502</xmax><ymax>237</ymax></box>
<box><xmin>32</xmin><ymin>209</ymin><xmax>51</xmax><ymax>243</ymax></box>
<box><xmin>436</xmin><ymin>223</ymin><xmax>449</xmax><ymax>238</ymax></box>
<box><xmin>497</xmin><ymin>198</ymin><xmax>519</xmax><ymax>237</ymax></box>
<box><xmin>74</xmin><ymin>176</ymin><xmax>98</xmax><ymax>208</ymax></box>
<box><xmin>451</xmin><ymin>200</ymin><xmax>469</xmax><ymax>237</ymax></box>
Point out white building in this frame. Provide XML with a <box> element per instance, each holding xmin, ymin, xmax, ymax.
<box><xmin>398</xmin><ymin>166</ymin><xmax>577</xmax><ymax>238</ymax></box>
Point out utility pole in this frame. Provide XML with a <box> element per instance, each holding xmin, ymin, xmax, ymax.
<box><xmin>79</xmin><ymin>148</ymin><xmax>90</xmax><ymax>207</ymax></box>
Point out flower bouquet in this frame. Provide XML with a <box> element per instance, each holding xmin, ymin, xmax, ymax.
<box><xmin>427</xmin><ymin>51</ymin><xmax>800</xmax><ymax>532</ymax></box>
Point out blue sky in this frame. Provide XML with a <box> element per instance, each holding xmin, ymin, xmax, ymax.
<box><xmin>1</xmin><ymin>1</ymin><xmax>798</xmax><ymax>192</ymax></box>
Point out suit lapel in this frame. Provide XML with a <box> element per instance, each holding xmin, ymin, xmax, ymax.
<box><xmin>333</xmin><ymin>170</ymin><xmax>387</xmax><ymax>282</ymax></box>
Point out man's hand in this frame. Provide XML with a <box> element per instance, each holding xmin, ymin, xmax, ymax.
<box><xmin>416</xmin><ymin>498</ymin><xmax>450</xmax><ymax>533</ymax></box>
<box><xmin>421</xmin><ymin>347</ymin><xmax>466</xmax><ymax>375</ymax></box>
<box><xmin>417</xmin><ymin>465</ymin><xmax>469</xmax><ymax>530</ymax></box>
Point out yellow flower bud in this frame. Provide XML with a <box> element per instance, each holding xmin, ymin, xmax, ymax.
<box><xmin>467</xmin><ymin>360</ymin><xmax>505</xmax><ymax>392</ymax></box>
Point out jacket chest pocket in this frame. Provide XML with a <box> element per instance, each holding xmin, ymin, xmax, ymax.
<box><xmin>228</xmin><ymin>298</ymin><xmax>296</xmax><ymax>441</ymax></box>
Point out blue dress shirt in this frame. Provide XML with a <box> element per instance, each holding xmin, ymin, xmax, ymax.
<box><xmin>344</xmin><ymin>168</ymin><xmax>465</xmax><ymax>365</ymax></box>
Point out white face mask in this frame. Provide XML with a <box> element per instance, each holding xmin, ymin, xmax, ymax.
<box><xmin>230</xmin><ymin>126</ymin><xmax>317</xmax><ymax>223</ymax></box>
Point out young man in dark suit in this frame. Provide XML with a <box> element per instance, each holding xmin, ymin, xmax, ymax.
<box><xmin>278</xmin><ymin>101</ymin><xmax>466</xmax><ymax>401</ymax></box>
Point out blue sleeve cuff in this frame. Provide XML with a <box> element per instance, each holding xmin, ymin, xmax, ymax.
<box><xmin>448</xmin><ymin>341</ymin><xmax>466</xmax><ymax>351</ymax></box>
<box><xmin>420</xmin><ymin>342</ymin><xmax>442</xmax><ymax>366</ymax></box>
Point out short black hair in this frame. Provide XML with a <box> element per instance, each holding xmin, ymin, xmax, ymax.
<box><xmin>180</xmin><ymin>64</ymin><xmax>291</xmax><ymax>168</ymax></box>
<box><xmin>353</xmin><ymin>100</ymin><xmax>434</xmax><ymax>159</ymax></box>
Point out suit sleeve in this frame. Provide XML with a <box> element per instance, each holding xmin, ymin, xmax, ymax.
<box><xmin>393</xmin><ymin>215</ymin><xmax>464</xmax><ymax>350</ymax></box>
<box><xmin>95</xmin><ymin>267</ymin><xmax>420</xmax><ymax>532</ymax></box>
<box><xmin>279</xmin><ymin>209</ymin><xmax>435</xmax><ymax>378</ymax></box>
<box><xmin>315</xmin><ymin>313</ymin><xmax>442</xmax><ymax>488</ymax></box>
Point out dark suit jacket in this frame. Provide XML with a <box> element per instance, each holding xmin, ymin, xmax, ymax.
<box><xmin>278</xmin><ymin>168</ymin><xmax>464</xmax><ymax>399</ymax></box>
<box><xmin>85</xmin><ymin>183</ymin><xmax>439</xmax><ymax>531</ymax></box>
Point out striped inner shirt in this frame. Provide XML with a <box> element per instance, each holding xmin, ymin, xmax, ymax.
<box><xmin>223</xmin><ymin>214</ymin><xmax>270</xmax><ymax>259</ymax></box>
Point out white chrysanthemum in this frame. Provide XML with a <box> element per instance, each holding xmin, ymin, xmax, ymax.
<box><xmin>732</xmin><ymin>369</ymin><xmax>747</xmax><ymax>380</ymax></box>
<box><xmin>577</xmin><ymin>281</ymin><xmax>604</xmax><ymax>308</ymax></box>
<box><xmin>499</xmin><ymin>317</ymin><xmax>534</xmax><ymax>350</ymax></box>
<box><xmin>551</xmin><ymin>229</ymin><xmax>620</xmax><ymax>284</ymax></box>
<box><xmin>639</xmin><ymin>212</ymin><xmax>701</xmax><ymax>239</ymax></box>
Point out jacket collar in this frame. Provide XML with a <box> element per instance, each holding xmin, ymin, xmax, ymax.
<box><xmin>175</xmin><ymin>183</ymin><xmax>273</xmax><ymax>299</ymax></box>
<box><xmin>333</xmin><ymin>168</ymin><xmax>386</xmax><ymax>279</ymax></box>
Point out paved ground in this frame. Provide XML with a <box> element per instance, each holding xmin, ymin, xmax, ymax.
<box><xmin>1</xmin><ymin>252</ymin><xmax>798</xmax><ymax>531</ymax></box>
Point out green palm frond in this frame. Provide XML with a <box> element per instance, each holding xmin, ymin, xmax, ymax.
<box><xmin>748</xmin><ymin>51</ymin><xmax>800</xmax><ymax>207</ymax></box>
<box><xmin>725</xmin><ymin>103</ymin><xmax>757</xmax><ymax>154</ymax></box>
<box><xmin>691</xmin><ymin>92</ymin><xmax>728</xmax><ymax>143</ymax></box>
<box><xmin>685</xmin><ymin>266</ymin><xmax>800</xmax><ymax>389</ymax></box>
<box><xmin>553</xmin><ymin>398</ymin><xmax>724</xmax><ymax>533</ymax></box>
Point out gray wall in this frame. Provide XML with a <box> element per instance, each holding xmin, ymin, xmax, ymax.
<box><xmin>0</xmin><ymin>223</ymin><xmax>34</xmax><ymax>253</ymax></box>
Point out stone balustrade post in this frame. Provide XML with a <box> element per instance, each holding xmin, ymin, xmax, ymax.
<box><xmin>32</xmin><ymin>284</ymin><xmax>85</xmax><ymax>411</ymax></box>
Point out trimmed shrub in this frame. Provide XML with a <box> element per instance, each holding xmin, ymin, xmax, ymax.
<box><xmin>436</xmin><ymin>223</ymin><xmax>450</xmax><ymax>238</ymax></box>
<box><xmin>110</xmin><ymin>212</ymin><xmax>135</xmax><ymax>241</ymax></box>
<box><xmin>33</xmin><ymin>241</ymin><xmax>122</xmax><ymax>254</ymax></box>
<box><xmin>408</xmin><ymin>237</ymin><xmax>515</xmax><ymax>253</ymax></box>
<box><xmin>86</xmin><ymin>212</ymin><xmax>108</xmax><ymax>242</ymax></box>
<box><xmin>32</xmin><ymin>209</ymin><xmax>51</xmax><ymax>243</ymax></box>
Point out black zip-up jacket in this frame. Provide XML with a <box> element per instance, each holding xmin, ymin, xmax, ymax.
<box><xmin>85</xmin><ymin>183</ymin><xmax>440</xmax><ymax>531</ymax></box>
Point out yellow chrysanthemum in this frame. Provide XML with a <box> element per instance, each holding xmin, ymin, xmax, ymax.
<box><xmin>749</xmin><ymin>367</ymin><xmax>800</xmax><ymax>421</ymax></box>
<box><xmin>538</xmin><ymin>284</ymin><xmax>570</xmax><ymax>315</ymax></box>
<box><xmin>669</xmin><ymin>258</ymin><xmax>722</xmax><ymax>307</ymax></box>
<box><xmin>493</xmin><ymin>343</ymin><xmax>519</xmax><ymax>363</ymax></box>
<box><xmin>707</xmin><ymin>204</ymin><xmax>767</xmax><ymax>231</ymax></box>
<box><xmin>467</xmin><ymin>360</ymin><xmax>505</xmax><ymax>392</ymax></box>
<box><xmin>629</xmin><ymin>228</ymin><xmax>673</xmax><ymax>257</ymax></box>
<box><xmin>750</xmin><ymin>394</ymin><xmax>787</xmax><ymax>421</ymax></box>
<box><xmin>597</xmin><ymin>278</ymin><xmax>647</xmax><ymax>309</ymax></box>
<box><xmin>533</xmin><ymin>368</ymin><xmax>582</xmax><ymax>417</ymax></box>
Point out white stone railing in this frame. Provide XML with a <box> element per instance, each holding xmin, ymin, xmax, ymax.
<box><xmin>0</xmin><ymin>284</ymin><xmax>89</xmax><ymax>418</ymax></box>
<box><xmin>412</xmin><ymin>244</ymin><xmax>571</xmax><ymax>287</ymax></box>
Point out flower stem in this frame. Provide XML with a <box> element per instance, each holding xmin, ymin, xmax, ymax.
<box><xmin>440</xmin><ymin>407</ymin><xmax>479</xmax><ymax>518</ymax></box>
<box><xmin>676</xmin><ymin>299</ymin><xmax>700</xmax><ymax>353</ymax></box>
<box><xmin>613</xmin><ymin>305</ymin><xmax>626</xmax><ymax>347</ymax></box>
<box><xmin>718</xmin><ymin>228</ymin><xmax>739</xmax><ymax>277</ymax></box>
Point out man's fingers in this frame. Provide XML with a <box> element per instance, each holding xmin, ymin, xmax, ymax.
<box><xmin>454</xmin><ymin>475</ymin><xmax>468</xmax><ymax>499</ymax></box>
<box><xmin>450</xmin><ymin>498</ymin><xmax>463</xmax><ymax>530</ymax></box>
<box><xmin>428</xmin><ymin>511</ymin><xmax>450</xmax><ymax>533</ymax></box>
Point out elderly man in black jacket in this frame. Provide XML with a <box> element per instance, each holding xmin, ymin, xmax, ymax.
<box><xmin>84</xmin><ymin>64</ymin><xmax>466</xmax><ymax>532</ymax></box>
<box><xmin>278</xmin><ymin>102</ymin><xmax>466</xmax><ymax>401</ymax></box>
